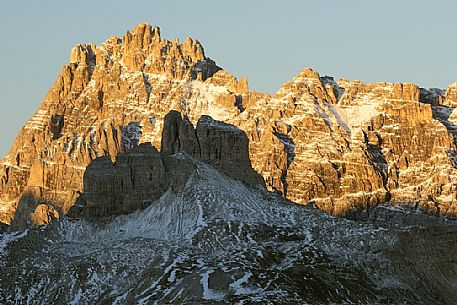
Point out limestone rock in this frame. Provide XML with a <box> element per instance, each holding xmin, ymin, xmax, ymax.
<box><xmin>69</xmin><ymin>44</ymin><xmax>96</xmax><ymax>65</ymax></box>
<box><xmin>29</xmin><ymin>204</ymin><xmax>59</xmax><ymax>226</ymax></box>
<box><xmin>445</xmin><ymin>83</ymin><xmax>457</xmax><ymax>107</ymax></box>
<box><xmin>161</xmin><ymin>111</ymin><xmax>200</xmax><ymax>157</ymax></box>
<box><xmin>2</xmin><ymin>23</ymin><xmax>457</xmax><ymax>227</ymax></box>
<box><xmin>68</xmin><ymin>143</ymin><xmax>167</xmax><ymax>219</ymax></box>
<box><xmin>67</xmin><ymin>112</ymin><xmax>263</xmax><ymax>221</ymax></box>
<box><xmin>161</xmin><ymin>110</ymin><xmax>265</xmax><ymax>187</ymax></box>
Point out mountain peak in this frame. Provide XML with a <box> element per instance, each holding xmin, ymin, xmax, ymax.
<box><xmin>2</xmin><ymin>23</ymin><xmax>457</xmax><ymax>229</ymax></box>
<box><xmin>296</xmin><ymin>67</ymin><xmax>321</xmax><ymax>79</ymax></box>
<box><xmin>69</xmin><ymin>43</ymin><xmax>95</xmax><ymax>65</ymax></box>
<box><xmin>124</xmin><ymin>22</ymin><xmax>161</xmax><ymax>48</ymax></box>
<box><xmin>67</xmin><ymin>23</ymin><xmax>220</xmax><ymax>81</ymax></box>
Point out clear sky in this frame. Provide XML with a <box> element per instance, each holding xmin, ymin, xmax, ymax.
<box><xmin>1</xmin><ymin>0</ymin><xmax>456</xmax><ymax>158</ymax></box>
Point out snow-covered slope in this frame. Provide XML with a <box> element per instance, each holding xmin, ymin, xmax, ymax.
<box><xmin>1</xmin><ymin>155</ymin><xmax>457</xmax><ymax>304</ymax></box>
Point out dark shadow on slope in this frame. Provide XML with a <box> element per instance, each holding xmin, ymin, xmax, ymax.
<box><xmin>10</xmin><ymin>189</ymin><xmax>62</xmax><ymax>231</ymax></box>
<box><xmin>0</xmin><ymin>222</ymin><xmax>7</xmax><ymax>233</ymax></box>
<box><xmin>67</xmin><ymin>110</ymin><xmax>266</xmax><ymax>220</ymax></box>
<box><xmin>430</xmin><ymin>106</ymin><xmax>457</xmax><ymax>173</ymax></box>
<box><xmin>192</xmin><ymin>59</ymin><xmax>222</xmax><ymax>81</ymax></box>
<box><xmin>50</xmin><ymin>115</ymin><xmax>65</xmax><ymax>140</ymax></box>
<box><xmin>161</xmin><ymin>110</ymin><xmax>266</xmax><ymax>188</ymax></box>
<box><xmin>272</xmin><ymin>130</ymin><xmax>295</xmax><ymax>198</ymax></box>
<box><xmin>431</xmin><ymin>105</ymin><xmax>457</xmax><ymax>142</ymax></box>
<box><xmin>68</xmin><ymin>143</ymin><xmax>175</xmax><ymax>219</ymax></box>
<box><xmin>235</xmin><ymin>95</ymin><xmax>245</xmax><ymax>113</ymax></box>
<box><xmin>273</xmin><ymin>132</ymin><xmax>295</xmax><ymax>165</ymax></box>
<box><xmin>321</xmin><ymin>76</ymin><xmax>345</xmax><ymax>102</ymax></box>
<box><xmin>421</xmin><ymin>89</ymin><xmax>457</xmax><ymax>145</ymax></box>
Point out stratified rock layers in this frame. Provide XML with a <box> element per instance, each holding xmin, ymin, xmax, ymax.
<box><xmin>2</xmin><ymin>23</ymin><xmax>457</xmax><ymax>226</ymax></box>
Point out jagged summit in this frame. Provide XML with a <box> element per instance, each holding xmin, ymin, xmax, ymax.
<box><xmin>2</xmin><ymin>23</ymin><xmax>457</xmax><ymax>228</ymax></box>
<box><xmin>68</xmin><ymin>22</ymin><xmax>218</xmax><ymax>82</ymax></box>
<box><xmin>3</xmin><ymin>23</ymin><xmax>457</xmax><ymax>305</ymax></box>
<box><xmin>295</xmin><ymin>67</ymin><xmax>321</xmax><ymax>79</ymax></box>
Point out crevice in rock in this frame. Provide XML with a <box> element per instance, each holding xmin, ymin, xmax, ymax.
<box><xmin>143</xmin><ymin>73</ymin><xmax>151</xmax><ymax>100</ymax></box>
<box><xmin>363</xmin><ymin>130</ymin><xmax>388</xmax><ymax>188</ymax></box>
<box><xmin>235</xmin><ymin>95</ymin><xmax>245</xmax><ymax>113</ymax></box>
<box><xmin>280</xmin><ymin>169</ymin><xmax>288</xmax><ymax>197</ymax></box>
<box><xmin>97</xmin><ymin>90</ymin><xmax>104</xmax><ymax>110</ymax></box>
<box><xmin>428</xmin><ymin>195</ymin><xmax>441</xmax><ymax>217</ymax></box>
<box><xmin>50</xmin><ymin>115</ymin><xmax>65</xmax><ymax>140</ymax></box>
<box><xmin>4</xmin><ymin>167</ymin><xmax>9</xmax><ymax>185</ymax></box>
<box><xmin>273</xmin><ymin>132</ymin><xmax>295</xmax><ymax>166</ymax></box>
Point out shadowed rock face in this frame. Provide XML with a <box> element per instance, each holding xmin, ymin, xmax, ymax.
<box><xmin>65</xmin><ymin>112</ymin><xmax>263</xmax><ymax>220</ymax></box>
<box><xmin>161</xmin><ymin>111</ymin><xmax>265</xmax><ymax>187</ymax></box>
<box><xmin>2</xmin><ymin>23</ymin><xmax>457</xmax><ymax>227</ymax></box>
<box><xmin>9</xmin><ymin>191</ymin><xmax>61</xmax><ymax>230</ymax></box>
<box><xmin>161</xmin><ymin>111</ymin><xmax>201</xmax><ymax>156</ymax></box>
<box><xmin>68</xmin><ymin>143</ymin><xmax>169</xmax><ymax>219</ymax></box>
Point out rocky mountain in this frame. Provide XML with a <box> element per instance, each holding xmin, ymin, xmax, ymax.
<box><xmin>1</xmin><ymin>22</ymin><xmax>457</xmax><ymax>227</ymax></box>
<box><xmin>2</xmin><ymin>153</ymin><xmax>457</xmax><ymax>304</ymax></box>
<box><xmin>2</xmin><ymin>23</ymin><xmax>457</xmax><ymax>304</ymax></box>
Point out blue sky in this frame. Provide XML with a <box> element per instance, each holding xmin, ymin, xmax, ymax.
<box><xmin>1</xmin><ymin>0</ymin><xmax>456</xmax><ymax>157</ymax></box>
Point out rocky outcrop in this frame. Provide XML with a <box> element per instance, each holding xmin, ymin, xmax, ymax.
<box><xmin>161</xmin><ymin>111</ymin><xmax>265</xmax><ymax>187</ymax></box>
<box><xmin>2</xmin><ymin>23</ymin><xmax>457</xmax><ymax>227</ymax></box>
<box><xmin>68</xmin><ymin>143</ymin><xmax>168</xmax><ymax>219</ymax></box>
<box><xmin>65</xmin><ymin>112</ymin><xmax>262</xmax><ymax>220</ymax></box>
<box><xmin>160</xmin><ymin>111</ymin><xmax>201</xmax><ymax>157</ymax></box>
<box><xmin>445</xmin><ymin>83</ymin><xmax>457</xmax><ymax>107</ymax></box>
<box><xmin>9</xmin><ymin>191</ymin><xmax>61</xmax><ymax>230</ymax></box>
<box><xmin>196</xmin><ymin>115</ymin><xmax>263</xmax><ymax>186</ymax></box>
<box><xmin>272</xmin><ymin>77</ymin><xmax>457</xmax><ymax>216</ymax></box>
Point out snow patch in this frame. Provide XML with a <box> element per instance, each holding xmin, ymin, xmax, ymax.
<box><xmin>326</xmin><ymin>103</ymin><xmax>350</xmax><ymax>134</ymax></box>
<box><xmin>230</xmin><ymin>272</ymin><xmax>256</xmax><ymax>295</ymax></box>
<box><xmin>69</xmin><ymin>289</ymin><xmax>82</xmax><ymax>305</ymax></box>
<box><xmin>121</xmin><ymin>122</ymin><xmax>142</xmax><ymax>150</ymax></box>
<box><xmin>191</xmin><ymin>80</ymin><xmax>232</xmax><ymax>122</ymax></box>
<box><xmin>0</xmin><ymin>229</ymin><xmax>28</xmax><ymax>256</ymax></box>
<box><xmin>138</xmin><ymin>252</ymin><xmax>189</xmax><ymax>304</ymax></box>
<box><xmin>346</xmin><ymin>103</ymin><xmax>379</xmax><ymax>127</ymax></box>
<box><xmin>201</xmin><ymin>270</ymin><xmax>225</xmax><ymax>300</ymax></box>
<box><xmin>149</xmin><ymin>117</ymin><xmax>157</xmax><ymax>127</ymax></box>
<box><xmin>324</xmin><ymin>101</ymin><xmax>379</xmax><ymax>136</ymax></box>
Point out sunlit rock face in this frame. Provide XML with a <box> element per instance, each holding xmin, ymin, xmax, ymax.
<box><xmin>2</xmin><ymin>23</ymin><xmax>457</xmax><ymax>227</ymax></box>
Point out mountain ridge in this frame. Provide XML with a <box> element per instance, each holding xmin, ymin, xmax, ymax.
<box><xmin>2</xmin><ymin>23</ymin><xmax>457</xmax><ymax>304</ymax></box>
<box><xmin>2</xmin><ymin>22</ymin><xmax>457</xmax><ymax>227</ymax></box>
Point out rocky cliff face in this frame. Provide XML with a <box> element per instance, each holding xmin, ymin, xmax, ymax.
<box><xmin>2</xmin><ymin>23</ymin><xmax>457</xmax><ymax>226</ymax></box>
<box><xmin>64</xmin><ymin>112</ymin><xmax>263</xmax><ymax>221</ymax></box>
